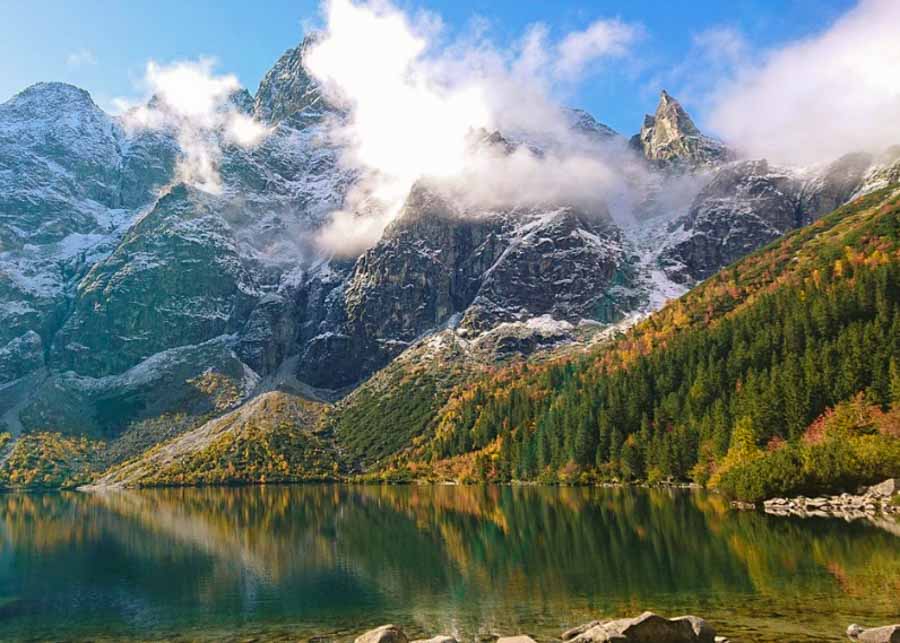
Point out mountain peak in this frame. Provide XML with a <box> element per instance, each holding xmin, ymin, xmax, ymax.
<box><xmin>565</xmin><ymin>108</ymin><xmax>618</xmax><ymax>140</ymax></box>
<box><xmin>653</xmin><ymin>89</ymin><xmax>700</xmax><ymax>137</ymax></box>
<box><xmin>630</xmin><ymin>90</ymin><xmax>730</xmax><ymax>168</ymax></box>
<box><xmin>253</xmin><ymin>34</ymin><xmax>328</xmax><ymax>124</ymax></box>
<box><xmin>4</xmin><ymin>82</ymin><xmax>98</xmax><ymax>113</ymax></box>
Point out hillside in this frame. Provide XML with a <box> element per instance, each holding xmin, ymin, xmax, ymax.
<box><xmin>91</xmin><ymin>391</ymin><xmax>334</xmax><ymax>487</ymax></box>
<box><xmin>358</xmin><ymin>187</ymin><xmax>900</xmax><ymax>495</ymax></box>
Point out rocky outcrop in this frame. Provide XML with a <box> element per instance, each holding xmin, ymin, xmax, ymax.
<box><xmin>253</xmin><ymin>34</ymin><xmax>328</xmax><ymax>124</ymax></box>
<box><xmin>656</xmin><ymin>147</ymin><xmax>900</xmax><ymax>286</ymax></box>
<box><xmin>763</xmin><ymin>480</ymin><xmax>900</xmax><ymax>521</ymax></box>
<box><xmin>51</xmin><ymin>185</ymin><xmax>259</xmax><ymax>377</ymax></box>
<box><xmin>660</xmin><ymin>160</ymin><xmax>802</xmax><ymax>283</ymax></box>
<box><xmin>799</xmin><ymin>153</ymin><xmax>874</xmax><ymax>220</ymax></box>
<box><xmin>298</xmin><ymin>181</ymin><xmax>639</xmax><ymax>388</ymax></box>
<box><xmin>630</xmin><ymin>91</ymin><xmax>731</xmax><ymax>169</ymax></box>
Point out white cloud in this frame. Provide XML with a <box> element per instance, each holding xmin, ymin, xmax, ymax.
<box><xmin>650</xmin><ymin>26</ymin><xmax>749</xmax><ymax>112</ymax></box>
<box><xmin>117</xmin><ymin>58</ymin><xmax>270</xmax><ymax>194</ymax></box>
<box><xmin>555</xmin><ymin>19</ymin><xmax>640</xmax><ymax>79</ymax></box>
<box><xmin>708</xmin><ymin>0</ymin><xmax>900</xmax><ymax>165</ymax></box>
<box><xmin>304</xmin><ymin>0</ymin><xmax>641</xmax><ymax>256</ymax></box>
<box><xmin>66</xmin><ymin>49</ymin><xmax>97</xmax><ymax>68</ymax></box>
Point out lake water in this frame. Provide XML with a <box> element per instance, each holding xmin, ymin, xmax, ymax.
<box><xmin>0</xmin><ymin>485</ymin><xmax>896</xmax><ymax>642</ymax></box>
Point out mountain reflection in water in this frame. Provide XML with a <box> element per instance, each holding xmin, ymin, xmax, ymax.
<box><xmin>0</xmin><ymin>485</ymin><xmax>897</xmax><ymax>642</ymax></box>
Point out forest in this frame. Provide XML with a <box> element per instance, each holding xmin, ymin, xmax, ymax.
<box><xmin>397</xmin><ymin>189</ymin><xmax>900</xmax><ymax>500</ymax></box>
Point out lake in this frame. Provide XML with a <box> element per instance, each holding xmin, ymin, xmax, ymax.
<box><xmin>0</xmin><ymin>485</ymin><xmax>896</xmax><ymax>642</ymax></box>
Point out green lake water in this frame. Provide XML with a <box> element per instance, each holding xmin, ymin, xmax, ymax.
<box><xmin>0</xmin><ymin>485</ymin><xmax>897</xmax><ymax>642</ymax></box>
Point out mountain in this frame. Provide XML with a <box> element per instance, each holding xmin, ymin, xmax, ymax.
<box><xmin>358</xmin><ymin>186</ymin><xmax>900</xmax><ymax>489</ymax></box>
<box><xmin>657</xmin><ymin>147</ymin><xmax>900</xmax><ymax>285</ymax></box>
<box><xmin>630</xmin><ymin>90</ymin><xmax>731</xmax><ymax>169</ymax></box>
<box><xmin>1</xmin><ymin>39</ymin><xmax>898</xmax><ymax>490</ymax></box>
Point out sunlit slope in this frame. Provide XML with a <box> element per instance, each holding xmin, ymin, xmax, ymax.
<box><xmin>94</xmin><ymin>391</ymin><xmax>335</xmax><ymax>487</ymax></box>
<box><xmin>371</xmin><ymin>187</ymin><xmax>900</xmax><ymax>489</ymax></box>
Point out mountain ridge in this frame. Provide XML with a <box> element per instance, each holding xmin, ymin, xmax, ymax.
<box><xmin>1</xmin><ymin>39</ymin><xmax>900</xmax><ymax>489</ymax></box>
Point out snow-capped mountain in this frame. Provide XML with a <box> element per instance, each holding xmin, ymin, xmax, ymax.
<box><xmin>1</xmin><ymin>39</ymin><xmax>898</xmax><ymax>448</ymax></box>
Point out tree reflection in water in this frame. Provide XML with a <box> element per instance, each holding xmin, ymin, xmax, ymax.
<box><xmin>0</xmin><ymin>485</ymin><xmax>896</xmax><ymax>642</ymax></box>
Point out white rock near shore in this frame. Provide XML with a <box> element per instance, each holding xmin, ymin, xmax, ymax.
<box><xmin>354</xmin><ymin>612</ymin><xmax>722</xmax><ymax>643</ymax></box>
<box><xmin>351</xmin><ymin>614</ymin><xmax>900</xmax><ymax>643</ymax></box>
<box><xmin>763</xmin><ymin>479</ymin><xmax>900</xmax><ymax>520</ymax></box>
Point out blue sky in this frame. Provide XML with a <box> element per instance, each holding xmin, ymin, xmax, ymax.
<box><xmin>0</xmin><ymin>0</ymin><xmax>857</xmax><ymax>134</ymax></box>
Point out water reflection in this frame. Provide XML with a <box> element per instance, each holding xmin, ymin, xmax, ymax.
<box><xmin>0</xmin><ymin>485</ymin><xmax>896</xmax><ymax>642</ymax></box>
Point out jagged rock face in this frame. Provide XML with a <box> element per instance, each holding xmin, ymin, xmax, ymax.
<box><xmin>254</xmin><ymin>35</ymin><xmax>326</xmax><ymax>124</ymax></box>
<box><xmin>656</xmin><ymin>149</ymin><xmax>897</xmax><ymax>285</ymax></box>
<box><xmin>565</xmin><ymin>108</ymin><xmax>618</xmax><ymax>140</ymax></box>
<box><xmin>800</xmin><ymin>152</ymin><xmax>874</xmax><ymax>220</ymax></box>
<box><xmin>0</xmin><ymin>82</ymin><xmax>178</xmax><ymax>382</ymax></box>
<box><xmin>298</xmin><ymin>186</ymin><xmax>507</xmax><ymax>387</ymax></box>
<box><xmin>660</xmin><ymin>160</ymin><xmax>802</xmax><ymax>283</ymax></box>
<box><xmin>297</xmin><ymin>184</ymin><xmax>638</xmax><ymax>389</ymax></box>
<box><xmin>51</xmin><ymin>186</ymin><xmax>259</xmax><ymax>377</ymax></box>
<box><xmin>853</xmin><ymin>146</ymin><xmax>900</xmax><ymax>197</ymax></box>
<box><xmin>630</xmin><ymin>91</ymin><xmax>731</xmax><ymax>169</ymax></box>
<box><xmin>461</xmin><ymin>207</ymin><xmax>636</xmax><ymax>332</ymax></box>
<box><xmin>0</xmin><ymin>331</ymin><xmax>44</xmax><ymax>383</ymax></box>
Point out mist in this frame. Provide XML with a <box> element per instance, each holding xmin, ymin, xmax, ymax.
<box><xmin>117</xmin><ymin>59</ymin><xmax>270</xmax><ymax>194</ymax></box>
<box><xmin>303</xmin><ymin>0</ymin><xmax>643</xmax><ymax>256</ymax></box>
<box><xmin>707</xmin><ymin>0</ymin><xmax>900</xmax><ymax>166</ymax></box>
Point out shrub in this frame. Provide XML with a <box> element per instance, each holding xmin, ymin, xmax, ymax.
<box><xmin>712</xmin><ymin>399</ymin><xmax>900</xmax><ymax>502</ymax></box>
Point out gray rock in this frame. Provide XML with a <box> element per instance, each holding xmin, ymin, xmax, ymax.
<box><xmin>864</xmin><ymin>626</ymin><xmax>900</xmax><ymax>643</ymax></box>
<box><xmin>660</xmin><ymin>160</ymin><xmax>803</xmax><ymax>284</ymax></box>
<box><xmin>613</xmin><ymin>612</ymin><xmax>714</xmax><ymax>643</ymax></box>
<box><xmin>496</xmin><ymin>637</ymin><xmax>538</xmax><ymax>643</ymax></box>
<box><xmin>630</xmin><ymin>91</ymin><xmax>731</xmax><ymax>169</ymax></box>
<box><xmin>868</xmin><ymin>479</ymin><xmax>899</xmax><ymax>497</ymax></box>
<box><xmin>849</xmin><ymin>624</ymin><xmax>900</xmax><ymax>643</ymax></box>
<box><xmin>569</xmin><ymin>612</ymin><xmax>715</xmax><ymax>643</ymax></box>
<box><xmin>253</xmin><ymin>33</ymin><xmax>329</xmax><ymax>124</ymax></box>
<box><xmin>563</xmin><ymin>621</ymin><xmax>602</xmax><ymax>641</ymax></box>
<box><xmin>355</xmin><ymin>625</ymin><xmax>409</xmax><ymax>643</ymax></box>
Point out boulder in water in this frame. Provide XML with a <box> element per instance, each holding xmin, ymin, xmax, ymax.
<box><xmin>567</xmin><ymin>612</ymin><xmax>716</xmax><ymax>643</ymax></box>
<box><xmin>356</xmin><ymin>625</ymin><xmax>409</xmax><ymax>643</ymax></box>
<box><xmin>847</xmin><ymin>624</ymin><xmax>900</xmax><ymax>642</ymax></box>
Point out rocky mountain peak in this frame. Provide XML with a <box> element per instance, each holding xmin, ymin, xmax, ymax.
<box><xmin>253</xmin><ymin>33</ymin><xmax>327</xmax><ymax>124</ymax></box>
<box><xmin>630</xmin><ymin>90</ymin><xmax>730</xmax><ymax>169</ymax></box>
<box><xmin>2</xmin><ymin>82</ymin><xmax>107</xmax><ymax>129</ymax></box>
<box><xmin>565</xmin><ymin>108</ymin><xmax>618</xmax><ymax>140</ymax></box>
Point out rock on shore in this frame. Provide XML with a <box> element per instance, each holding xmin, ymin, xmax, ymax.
<box><xmin>563</xmin><ymin>612</ymin><xmax>718</xmax><ymax>643</ymax></box>
<box><xmin>763</xmin><ymin>479</ymin><xmax>900</xmax><ymax>521</ymax></box>
<box><xmin>353</xmin><ymin>613</ymin><xmax>723</xmax><ymax>643</ymax></box>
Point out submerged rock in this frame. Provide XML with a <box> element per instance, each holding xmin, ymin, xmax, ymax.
<box><xmin>356</xmin><ymin>625</ymin><xmax>409</xmax><ymax>643</ymax></box>
<box><xmin>411</xmin><ymin>637</ymin><xmax>458</xmax><ymax>643</ymax></box>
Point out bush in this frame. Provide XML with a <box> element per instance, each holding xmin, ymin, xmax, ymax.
<box><xmin>712</xmin><ymin>399</ymin><xmax>900</xmax><ymax>502</ymax></box>
<box><xmin>715</xmin><ymin>446</ymin><xmax>804</xmax><ymax>503</ymax></box>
